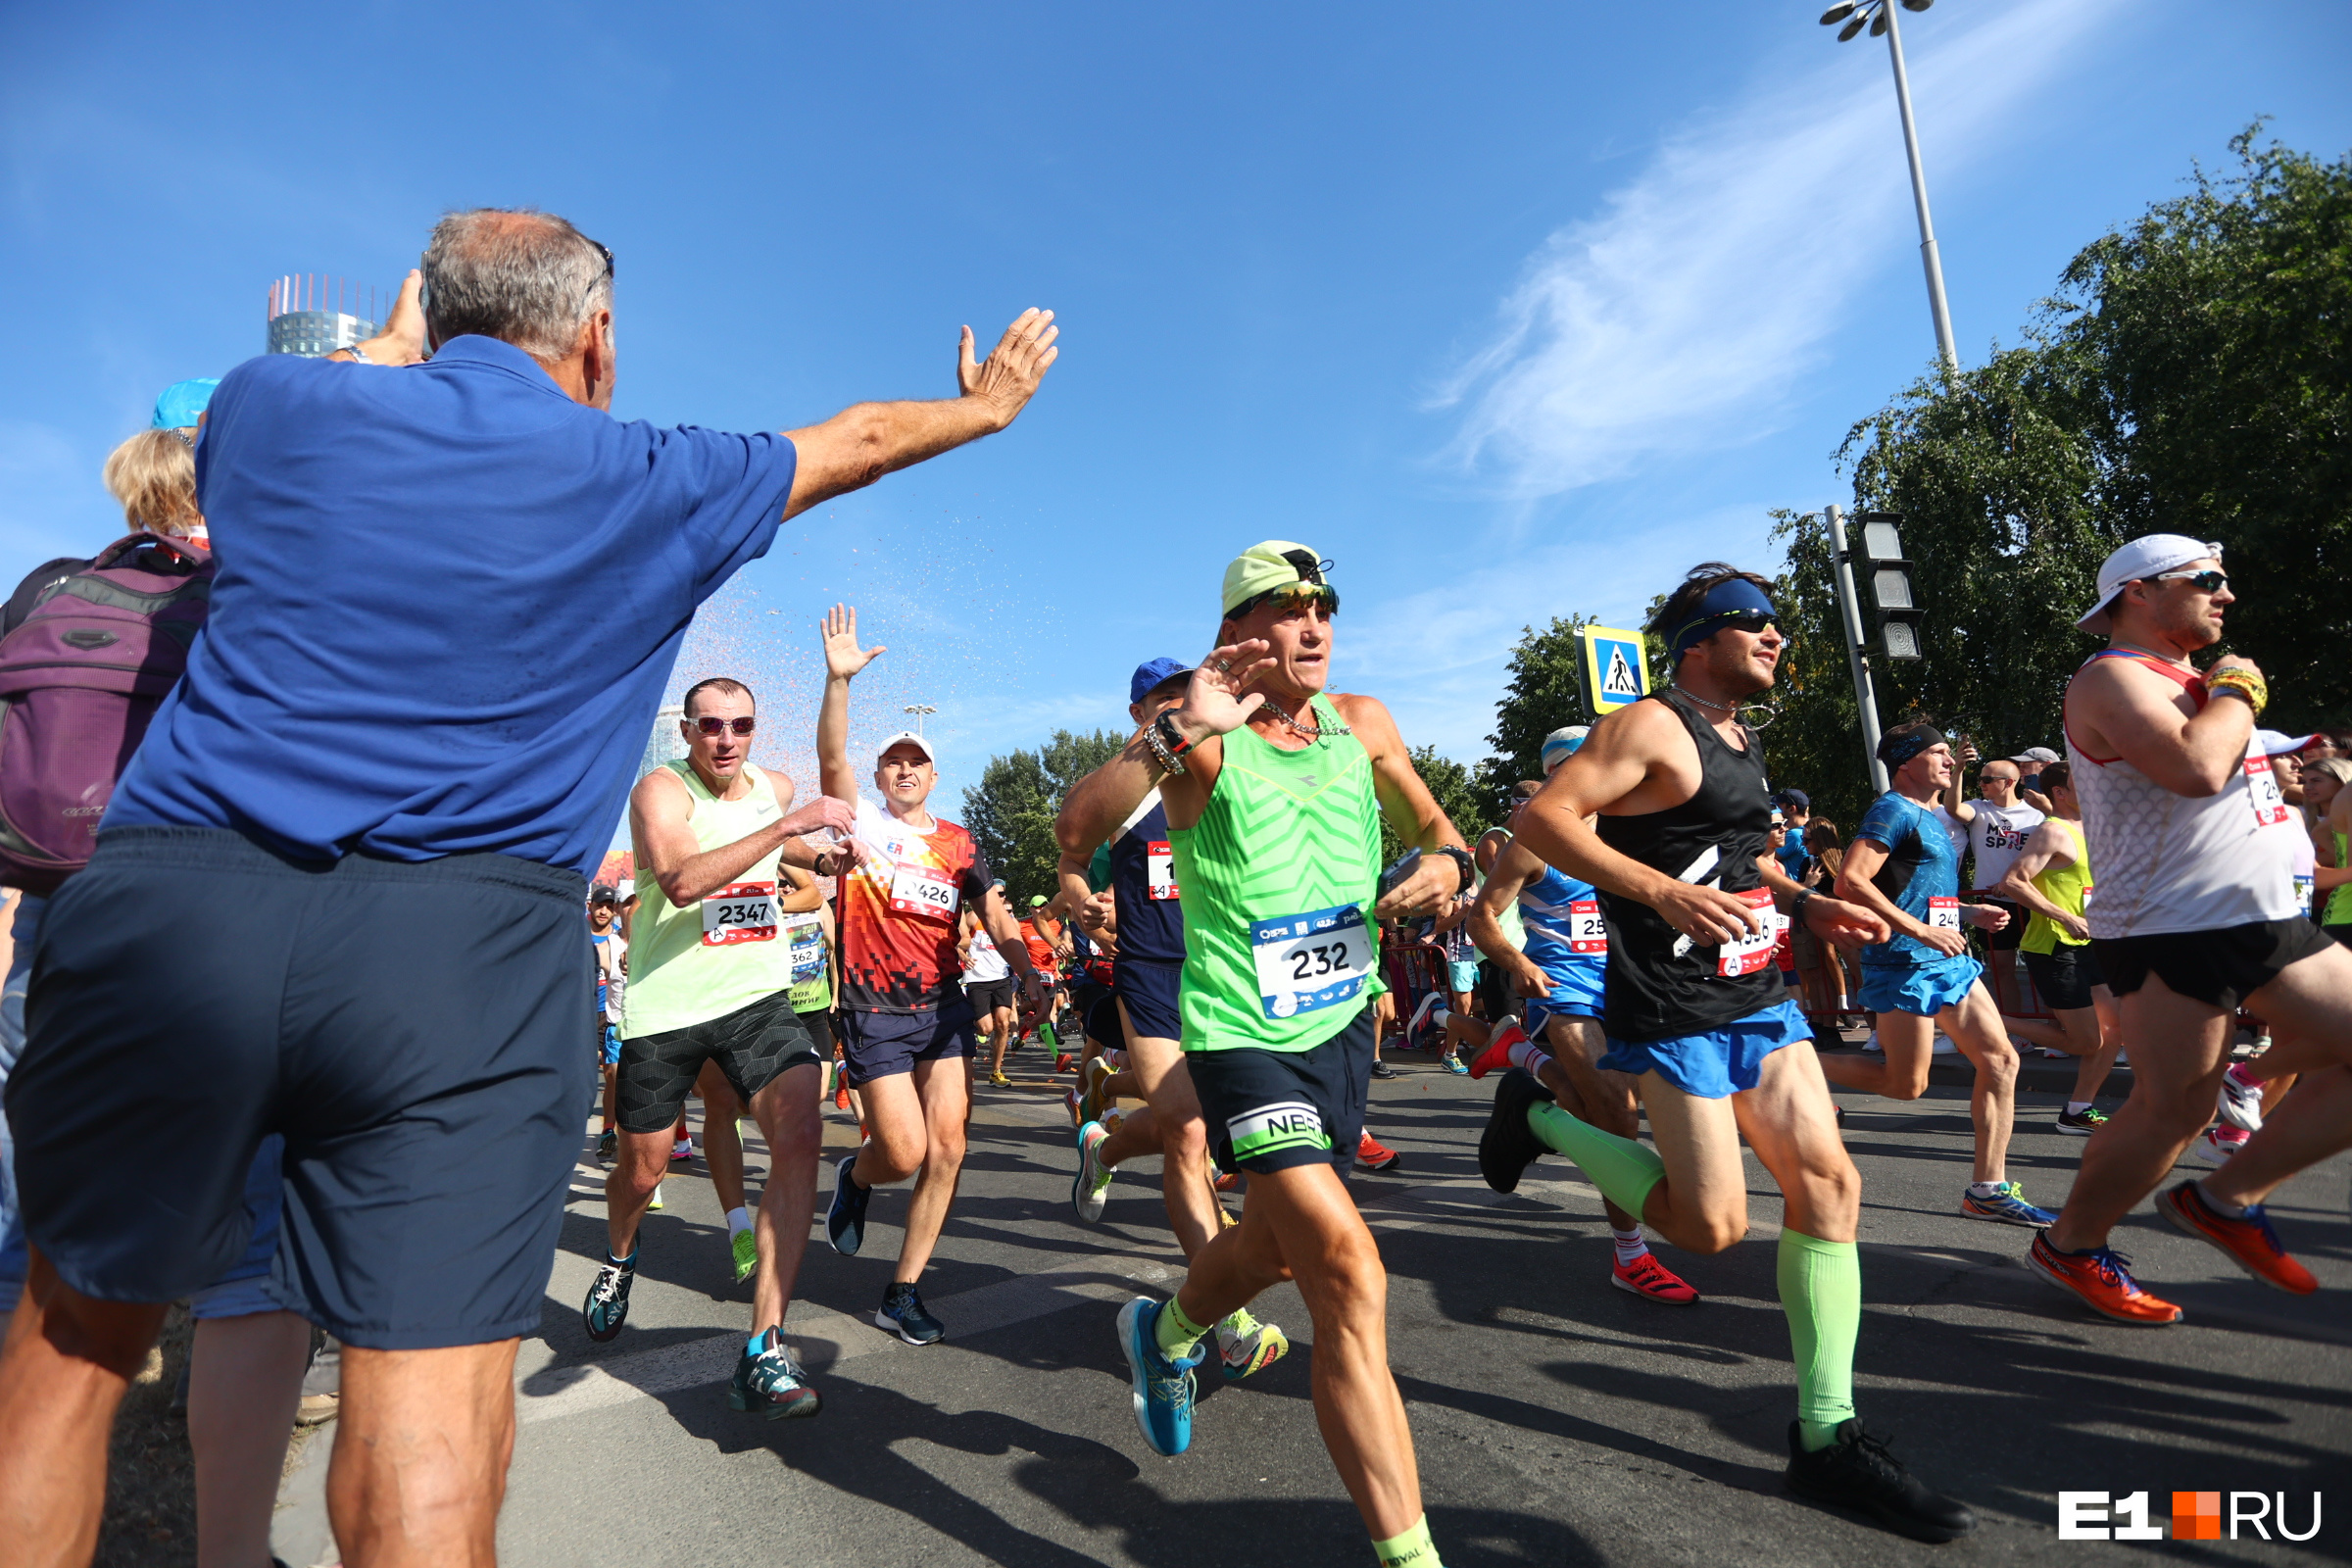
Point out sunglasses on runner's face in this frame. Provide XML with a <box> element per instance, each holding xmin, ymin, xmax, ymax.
<box><xmin>1712</xmin><ymin>611</ymin><xmax>1777</xmax><ymax>636</ymax></box>
<box><xmin>2149</xmin><ymin>568</ymin><xmax>2229</xmax><ymax>594</ymax></box>
<box><xmin>1243</xmin><ymin>583</ymin><xmax>1340</xmax><ymax>617</ymax></box>
<box><xmin>689</xmin><ymin>716</ymin><xmax>755</xmax><ymax>737</ymax></box>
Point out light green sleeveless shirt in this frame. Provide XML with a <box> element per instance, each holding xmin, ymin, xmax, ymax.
<box><xmin>623</xmin><ymin>760</ymin><xmax>812</xmax><ymax>1037</ymax></box>
<box><xmin>2019</xmin><ymin>817</ymin><xmax>2093</xmax><ymax>955</ymax></box>
<box><xmin>1173</xmin><ymin>695</ymin><xmax>1386</xmax><ymax>1054</ymax></box>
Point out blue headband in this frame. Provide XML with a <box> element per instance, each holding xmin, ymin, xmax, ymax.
<box><xmin>1877</xmin><ymin>725</ymin><xmax>1946</xmax><ymax>769</ymax></box>
<box><xmin>1667</xmin><ymin>576</ymin><xmax>1778</xmax><ymax>659</ymax></box>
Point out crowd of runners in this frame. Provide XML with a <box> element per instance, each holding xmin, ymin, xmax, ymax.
<box><xmin>0</xmin><ymin>208</ymin><xmax>2346</xmax><ymax>1568</ymax></box>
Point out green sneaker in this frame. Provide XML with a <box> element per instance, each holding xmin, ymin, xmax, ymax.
<box><xmin>731</xmin><ymin>1226</ymin><xmax>759</xmax><ymax>1283</ymax></box>
<box><xmin>1073</xmin><ymin>1120</ymin><xmax>1114</xmax><ymax>1223</ymax></box>
<box><xmin>1215</xmin><ymin>1307</ymin><xmax>1289</xmax><ymax>1381</ymax></box>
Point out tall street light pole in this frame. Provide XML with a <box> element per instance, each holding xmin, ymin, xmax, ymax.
<box><xmin>1822</xmin><ymin>0</ymin><xmax>1960</xmax><ymax>372</ymax></box>
<box><xmin>902</xmin><ymin>703</ymin><xmax>936</xmax><ymax>737</ymax></box>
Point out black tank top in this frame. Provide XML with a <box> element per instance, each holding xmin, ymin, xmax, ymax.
<box><xmin>1108</xmin><ymin>796</ymin><xmax>1185</xmax><ymax>963</ymax></box>
<box><xmin>1593</xmin><ymin>689</ymin><xmax>1783</xmax><ymax>1042</ymax></box>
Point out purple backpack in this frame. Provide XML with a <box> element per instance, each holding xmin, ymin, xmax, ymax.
<box><xmin>0</xmin><ymin>532</ymin><xmax>213</xmax><ymax>893</ymax></box>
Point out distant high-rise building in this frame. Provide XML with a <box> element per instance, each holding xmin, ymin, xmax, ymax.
<box><xmin>266</xmin><ymin>272</ymin><xmax>382</xmax><ymax>357</ymax></box>
<box><xmin>640</xmin><ymin>706</ymin><xmax>687</xmax><ymax>779</ymax></box>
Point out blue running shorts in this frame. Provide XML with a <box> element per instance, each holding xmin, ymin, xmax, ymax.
<box><xmin>837</xmin><ymin>1001</ymin><xmax>977</xmax><ymax>1088</ymax></box>
<box><xmin>1598</xmin><ymin>1000</ymin><xmax>1811</xmax><ymax>1101</ymax></box>
<box><xmin>9</xmin><ymin>826</ymin><xmax>594</xmax><ymax>1349</ymax></box>
<box><xmin>1446</xmin><ymin>957</ymin><xmax>1483</xmax><ymax>994</ymax></box>
<box><xmin>1860</xmin><ymin>952</ymin><xmax>1983</xmax><ymax>1017</ymax></box>
<box><xmin>1523</xmin><ymin>956</ymin><xmax>1606</xmax><ymax>1039</ymax></box>
<box><xmin>189</xmin><ymin>1137</ymin><xmax>287</xmax><ymax>1322</ymax></box>
<box><xmin>1111</xmin><ymin>956</ymin><xmax>1182</xmax><ymax>1042</ymax></box>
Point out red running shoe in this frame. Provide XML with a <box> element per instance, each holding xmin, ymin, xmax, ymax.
<box><xmin>2159</xmin><ymin>1180</ymin><xmax>2317</xmax><ymax>1295</ymax></box>
<box><xmin>1356</xmin><ymin>1130</ymin><xmax>1400</xmax><ymax>1172</ymax></box>
<box><xmin>1468</xmin><ymin>1022</ymin><xmax>1529</xmax><ymax>1081</ymax></box>
<box><xmin>834</xmin><ymin>1080</ymin><xmax>852</xmax><ymax>1111</ymax></box>
<box><xmin>1054</xmin><ymin>1054</ymin><xmax>1078</xmax><ymax>1075</ymax></box>
<box><xmin>1213</xmin><ymin>1170</ymin><xmax>1242</xmax><ymax>1193</ymax></box>
<box><xmin>1611</xmin><ymin>1252</ymin><xmax>1699</xmax><ymax>1304</ymax></box>
<box><xmin>2026</xmin><ymin>1233</ymin><xmax>2181</xmax><ymax>1325</ymax></box>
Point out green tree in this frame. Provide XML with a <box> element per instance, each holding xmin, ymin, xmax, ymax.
<box><xmin>1473</xmin><ymin>614</ymin><xmax>1591</xmax><ymax>814</ymax></box>
<box><xmin>1381</xmin><ymin>745</ymin><xmax>1494</xmax><ymax>866</ymax></box>
<box><xmin>958</xmin><ymin>728</ymin><xmax>1126</xmax><ymax>903</ymax></box>
<box><xmin>1766</xmin><ymin>128</ymin><xmax>2350</xmax><ymax>826</ymax></box>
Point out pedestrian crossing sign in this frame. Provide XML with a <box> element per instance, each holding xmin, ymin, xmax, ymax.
<box><xmin>1576</xmin><ymin>625</ymin><xmax>1649</xmax><ymax>717</ymax></box>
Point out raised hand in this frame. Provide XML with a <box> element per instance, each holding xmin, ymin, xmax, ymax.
<box><xmin>958</xmin><ymin>309</ymin><xmax>1059</xmax><ymax>429</ymax></box>
<box><xmin>1172</xmin><ymin>638</ymin><xmax>1278</xmax><ymax>742</ymax></box>
<box><xmin>821</xmin><ymin>604</ymin><xmax>885</xmax><ymax>682</ymax></box>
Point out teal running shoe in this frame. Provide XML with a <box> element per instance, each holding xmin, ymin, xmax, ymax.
<box><xmin>1116</xmin><ymin>1298</ymin><xmax>1200</xmax><ymax>1456</ymax></box>
<box><xmin>582</xmin><ymin>1255</ymin><xmax>635</xmax><ymax>1343</ymax></box>
<box><xmin>729</xmin><ymin>1328</ymin><xmax>821</xmax><ymax>1420</ymax></box>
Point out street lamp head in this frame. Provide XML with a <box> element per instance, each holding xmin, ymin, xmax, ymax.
<box><xmin>1869</xmin><ymin>9</ymin><xmax>1890</xmax><ymax>35</ymax></box>
<box><xmin>1900</xmin><ymin>0</ymin><xmax>1934</xmax><ymax>11</ymax></box>
<box><xmin>1818</xmin><ymin>2</ymin><xmax>1857</xmax><ymax>23</ymax></box>
<box><xmin>1837</xmin><ymin>13</ymin><xmax>1870</xmax><ymax>41</ymax></box>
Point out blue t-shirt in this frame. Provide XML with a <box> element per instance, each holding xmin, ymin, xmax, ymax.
<box><xmin>106</xmin><ymin>337</ymin><xmax>798</xmax><ymax>879</ymax></box>
<box><xmin>1775</xmin><ymin>836</ymin><xmax>1809</xmax><ymax>881</ymax></box>
<box><xmin>1519</xmin><ymin>863</ymin><xmax>1607</xmax><ymax>982</ymax></box>
<box><xmin>1854</xmin><ymin>791</ymin><xmax>1962</xmax><ymax>968</ymax></box>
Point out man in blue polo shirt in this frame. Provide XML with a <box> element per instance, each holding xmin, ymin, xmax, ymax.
<box><xmin>0</xmin><ymin>207</ymin><xmax>1059</xmax><ymax>1562</ymax></box>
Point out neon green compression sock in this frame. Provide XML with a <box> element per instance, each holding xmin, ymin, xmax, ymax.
<box><xmin>1372</xmin><ymin>1514</ymin><xmax>1441</xmax><ymax>1568</ymax></box>
<box><xmin>1778</xmin><ymin>1227</ymin><xmax>1860</xmax><ymax>1450</ymax></box>
<box><xmin>1526</xmin><ymin>1102</ymin><xmax>1666</xmax><ymax>1219</ymax></box>
<box><xmin>1154</xmin><ymin>1295</ymin><xmax>1211</xmax><ymax>1361</ymax></box>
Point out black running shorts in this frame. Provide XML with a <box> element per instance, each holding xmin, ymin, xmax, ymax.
<box><xmin>614</xmin><ymin>990</ymin><xmax>820</xmax><ymax>1134</ymax></box>
<box><xmin>2021</xmin><ymin>943</ymin><xmax>2104</xmax><ymax>1012</ymax></box>
<box><xmin>1186</xmin><ymin>1007</ymin><xmax>1374</xmax><ymax>1177</ymax></box>
<box><xmin>2092</xmin><ymin>917</ymin><xmax>2335</xmax><ymax>1012</ymax></box>
<box><xmin>7</xmin><ymin>827</ymin><xmax>592</xmax><ymax>1349</ymax></box>
<box><xmin>964</xmin><ymin>976</ymin><xmax>1017</xmax><ymax>1015</ymax></box>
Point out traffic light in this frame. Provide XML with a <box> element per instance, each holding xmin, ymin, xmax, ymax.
<box><xmin>1856</xmin><ymin>512</ymin><xmax>1924</xmax><ymax>660</ymax></box>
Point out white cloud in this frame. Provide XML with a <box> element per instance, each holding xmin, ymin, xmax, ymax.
<box><xmin>1435</xmin><ymin>0</ymin><xmax>2120</xmax><ymax>499</ymax></box>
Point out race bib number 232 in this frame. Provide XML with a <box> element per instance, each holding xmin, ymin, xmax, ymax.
<box><xmin>1250</xmin><ymin>904</ymin><xmax>1374</xmax><ymax>1020</ymax></box>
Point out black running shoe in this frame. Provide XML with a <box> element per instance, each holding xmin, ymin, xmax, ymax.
<box><xmin>1368</xmin><ymin>1059</ymin><xmax>1397</xmax><ymax>1080</ymax></box>
<box><xmin>1479</xmin><ymin>1068</ymin><xmax>1554</xmax><ymax>1195</ymax></box>
<box><xmin>582</xmin><ymin>1255</ymin><xmax>635</xmax><ymax>1343</ymax></box>
<box><xmin>1785</xmin><ymin>1419</ymin><xmax>1976</xmax><ymax>1543</ymax></box>
<box><xmin>827</xmin><ymin>1154</ymin><xmax>869</xmax><ymax>1257</ymax></box>
<box><xmin>876</xmin><ymin>1282</ymin><xmax>945</xmax><ymax>1345</ymax></box>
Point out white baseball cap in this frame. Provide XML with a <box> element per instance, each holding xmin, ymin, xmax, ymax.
<box><xmin>2256</xmin><ymin>728</ymin><xmax>2316</xmax><ymax>758</ymax></box>
<box><xmin>1540</xmin><ymin>725</ymin><xmax>1591</xmax><ymax>773</ymax></box>
<box><xmin>2075</xmin><ymin>534</ymin><xmax>2224</xmax><ymax>634</ymax></box>
<box><xmin>874</xmin><ymin>730</ymin><xmax>936</xmax><ymax>764</ymax></box>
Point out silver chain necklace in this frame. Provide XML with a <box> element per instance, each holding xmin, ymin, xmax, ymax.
<box><xmin>1673</xmin><ymin>683</ymin><xmax>1777</xmax><ymax>731</ymax></box>
<box><xmin>1257</xmin><ymin>695</ymin><xmax>1350</xmax><ymax>739</ymax></box>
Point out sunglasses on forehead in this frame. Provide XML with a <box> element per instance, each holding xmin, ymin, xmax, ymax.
<box><xmin>1237</xmin><ymin>582</ymin><xmax>1341</xmax><ymax>617</ymax></box>
<box><xmin>687</xmin><ymin>715</ymin><xmax>755</xmax><ymax>737</ymax></box>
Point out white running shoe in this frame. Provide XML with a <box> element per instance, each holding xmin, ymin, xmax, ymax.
<box><xmin>1406</xmin><ymin>992</ymin><xmax>1443</xmax><ymax>1046</ymax></box>
<box><xmin>2215</xmin><ymin>1066</ymin><xmax>2265</xmax><ymax>1134</ymax></box>
<box><xmin>2187</xmin><ymin>1126</ymin><xmax>2249</xmax><ymax>1167</ymax></box>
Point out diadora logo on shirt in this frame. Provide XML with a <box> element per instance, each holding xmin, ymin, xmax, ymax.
<box><xmin>1226</xmin><ymin>1100</ymin><xmax>1329</xmax><ymax>1159</ymax></box>
<box><xmin>2057</xmin><ymin>1491</ymin><xmax>2321</xmax><ymax>1543</ymax></box>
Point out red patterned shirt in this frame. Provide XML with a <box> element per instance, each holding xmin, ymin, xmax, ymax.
<box><xmin>840</xmin><ymin>797</ymin><xmax>995</xmax><ymax>1013</ymax></box>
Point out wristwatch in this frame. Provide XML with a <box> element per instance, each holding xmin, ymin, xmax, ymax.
<box><xmin>1433</xmin><ymin>845</ymin><xmax>1476</xmax><ymax>895</ymax></box>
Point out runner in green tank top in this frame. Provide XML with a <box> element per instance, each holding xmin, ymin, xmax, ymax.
<box><xmin>584</xmin><ymin>676</ymin><xmax>856</xmax><ymax>1422</ymax></box>
<box><xmin>1990</xmin><ymin>762</ymin><xmax>2121</xmax><ymax>1133</ymax></box>
<box><xmin>1069</xmin><ymin>541</ymin><xmax>1472</xmax><ymax>1568</ymax></box>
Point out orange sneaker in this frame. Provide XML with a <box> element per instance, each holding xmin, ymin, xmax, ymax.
<box><xmin>1611</xmin><ymin>1252</ymin><xmax>1699</xmax><ymax>1304</ymax></box>
<box><xmin>1467</xmin><ymin>1022</ymin><xmax>1529</xmax><ymax>1081</ymax></box>
<box><xmin>1356</xmin><ymin>1130</ymin><xmax>1400</xmax><ymax>1172</ymax></box>
<box><xmin>834</xmin><ymin>1080</ymin><xmax>852</xmax><ymax>1111</ymax></box>
<box><xmin>2159</xmin><ymin>1181</ymin><xmax>2317</xmax><ymax>1295</ymax></box>
<box><xmin>2027</xmin><ymin>1234</ymin><xmax>2181</xmax><ymax>1325</ymax></box>
<box><xmin>1212</xmin><ymin>1170</ymin><xmax>1242</xmax><ymax>1193</ymax></box>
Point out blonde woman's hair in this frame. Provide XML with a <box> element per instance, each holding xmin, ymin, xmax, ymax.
<box><xmin>101</xmin><ymin>429</ymin><xmax>203</xmax><ymax>538</ymax></box>
<box><xmin>2306</xmin><ymin>758</ymin><xmax>2352</xmax><ymax>788</ymax></box>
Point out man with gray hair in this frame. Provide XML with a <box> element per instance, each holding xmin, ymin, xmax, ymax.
<box><xmin>0</xmin><ymin>207</ymin><xmax>1058</xmax><ymax>1565</ymax></box>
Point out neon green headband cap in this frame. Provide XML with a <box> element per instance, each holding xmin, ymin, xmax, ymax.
<box><xmin>1220</xmin><ymin>539</ymin><xmax>1325</xmax><ymax>617</ymax></box>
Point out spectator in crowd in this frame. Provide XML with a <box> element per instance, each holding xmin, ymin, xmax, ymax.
<box><xmin>1772</xmin><ymin>789</ymin><xmax>1811</xmax><ymax>880</ymax></box>
<box><xmin>1797</xmin><ymin>820</ymin><xmax>1863</xmax><ymax>1029</ymax></box>
<box><xmin>0</xmin><ymin>210</ymin><xmax>1057</xmax><ymax>1564</ymax></box>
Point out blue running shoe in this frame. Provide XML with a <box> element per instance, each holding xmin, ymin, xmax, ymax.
<box><xmin>729</xmin><ymin>1329</ymin><xmax>821</xmax><ymax>1419</ymax></box>
<box><xmin>1116</xmin><ymin>1297</ymin><xmax>1200</xmax><ymax>1456</ymax></box>
<box><xmin>582</xmin><ymin>1254</ymin><xmax>635</xmax><ymax>1343</ymax></box>
<box><xmin>876</xmin><ymin>1282</ymin><xmax>945</xmax><ymax>1345</ymax></box>
<box><xmin>1443</xmin><ymin>1052</ymin><xmax>1469</xmax><ymax>1075</ymax></box>
<box><xmin>828</xmin><ymin>1154</ymin><xmax>869</xmax><ymax>1256</ymax></box>
<box><xmin>1961</xmin><ymin>1181</ymin><xmax>2057</xmax><ymax>1228</ymax></box>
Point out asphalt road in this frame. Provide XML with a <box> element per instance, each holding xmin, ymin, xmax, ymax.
<box><xmin>274</xmin><ymin>1044</ymin><xmax>2350</xmax><ymax>1567</ymax></box>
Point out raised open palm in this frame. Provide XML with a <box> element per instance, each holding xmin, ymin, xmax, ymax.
<box><xmin>1176</xmin><ymin>638</ymin><xmax>1278</xmax><ymax>738</ymax></box>
<box><xmin>821</xmin><ymin>604</ymin><xmax>885</xmax><ymax>681</ymax></box>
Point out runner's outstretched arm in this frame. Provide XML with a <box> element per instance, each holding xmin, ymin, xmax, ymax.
<box><xmin>1466</xmin><ymin>840</ymin><xmax>1553</xmax><ymax>998</ymax></box>
<box><xmin>631</xmin><ymin>766</ymin><xmax>854</xmax><ymax>907</ymax></box>
<box><xmin>782</xmin><ymin>311</ymin><xmax>1057</xmax><ymax>520</ymax></box>
<box><xmin>815</xmin><ymin>605</ymin><xmax>884</xmax><ymax>806</ymax></box>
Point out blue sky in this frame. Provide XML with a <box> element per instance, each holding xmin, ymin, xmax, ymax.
<box><xmin>5</xmin><ymin>1</ymin><xmax>2347</xmax><ymax>814</ymax></box>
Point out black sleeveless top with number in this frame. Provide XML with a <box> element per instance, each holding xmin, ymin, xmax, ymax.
<box><xmin>1593</xmin><ymin>689</ymin><xmax>1783</xmax><ymax>1042</ymax></box>
<box><xmin>1108</xmin><ymin>795</ymin><xmax>1186</xmax><ymax>963</ymax></box>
